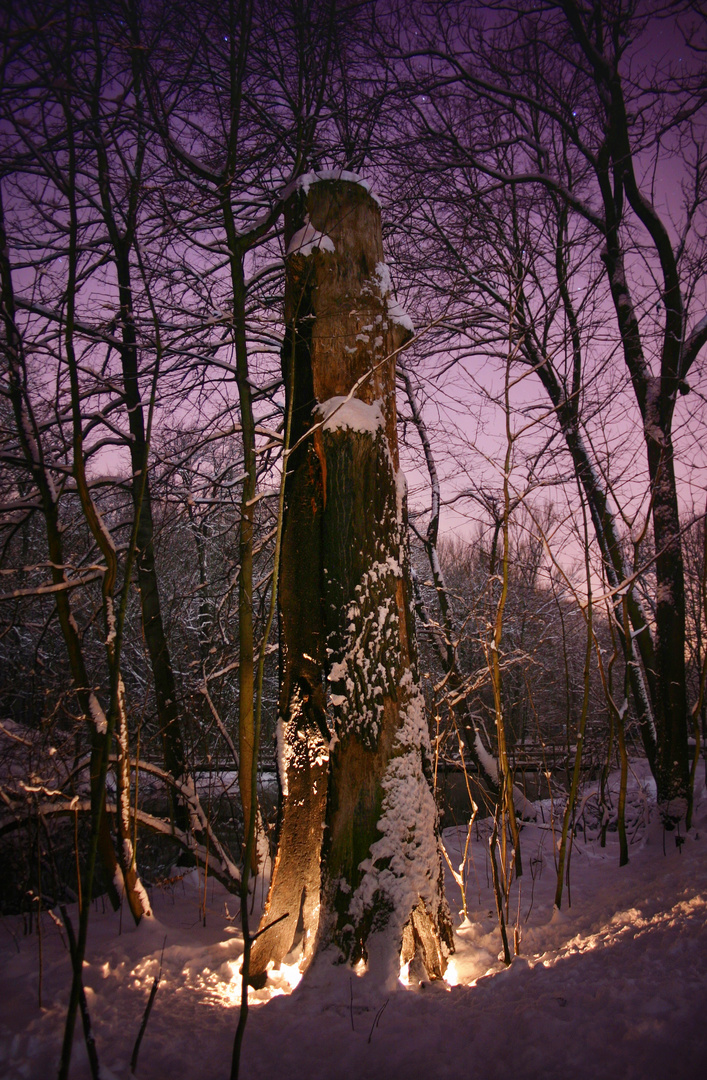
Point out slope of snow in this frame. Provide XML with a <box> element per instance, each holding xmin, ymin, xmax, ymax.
<box><xmin>1</xmin><ymin>762</ymin><xmax>706</xmax><ymax>1079</ymax></box>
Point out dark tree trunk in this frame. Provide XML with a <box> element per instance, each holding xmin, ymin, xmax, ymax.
<box><xmin>114</xmin><ymin>248</ymin><xmax>191</xmax><ymax>839</ymax></box>
<box><xmin>600</xmin><ymin>231</ymin><xmax>690</xmax><ymax>824</ymax></box>
<box><xmin>250</xmin><ymin>176</ymin><xmax>452</xmax><ymax>987</ymax></box>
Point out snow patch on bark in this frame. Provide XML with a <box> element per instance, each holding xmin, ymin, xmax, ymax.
<box><xmin>105</xmin><ymin>597</ymin><xmax>117</xmax><ymax>648</ymax></box>
<box><xmin>659</xmin><ymin>796</ymin><xmax>688</xmax><ymax>827</ymax></box>
<box><xmin>656</xmin><ymin>582</ymin><xmax>674</xmax><ymax>606</ymax></box>
<box><xmin>474</xmin><ymin>729</ymin><xmax>499</xmax><ymax>782</ymax></box>
<box><xmin>316</xmin><ymin>396</ymin><xmax>384</xmax><ymax>434</ymax></box>
<box><xmin>286</xmin><ymin>215</ymin><xmax>335</xmax><ymax>257</ymax></box>
<box><xmin>348</xmin><ymin>679</ymin><xmax>442</xmax><ymax>958</ymax></box>
<box><xmin>395</xmin><ymin>469</ymin><xmax>407</xmax><ymax>525</ymax></box>
<box><xmin>132</xmin><ymin>877</ymin><xmax>153</xmax><ymax>918</ymax></box>
<box><xmin>276</xmin><ymin>717</ymin><xmax>289</xmax><ymax>797</ymax></box>
<box><xmin>327</xmin><ymin>588</ymin><xmax>400</xmax><ymax>741</ymax></box>
<box><xmin>326</xmin><ymin>551</ymin><xmax>405</xmax><ymax>738</ymax></box>
<box><xmin>474</xmin><ymin>726</ymin><xmax>537</xmax><ymax>820</ymax></box>
<box><xmin>112</xmin><ymin>865</ymin><xmax>126</xmax><ymax>897</ymax></box>
<box><xmin>513</xmin><ymin>788</ymin><xmax>537</xmax><ymax>821</ymax></box>
<box><xmin>88</xmin><ymin>692</ymin><xmax>108</xmax><ymax>735</ymax></box>
<box><xmin>372</xmin><ymin>262</ymin><xmax>414</xmax><ymax>333</ymax></box>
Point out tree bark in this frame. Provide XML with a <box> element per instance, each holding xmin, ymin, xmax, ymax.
<box><xmin>250</xmin><ymin>176</ymin><xmax>452</xmax><ymax>987</ymax></box>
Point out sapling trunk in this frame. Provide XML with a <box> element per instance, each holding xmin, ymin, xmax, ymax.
<box><xmin>687</xmin><ymin>494</ymin><xmax>707</xmax><ymax>829</ymax></box>
<box><xmin>617</xmin><ymin>715</ymin><xmax>629</xmax><ymax>866</ymax></box>
<box><xmin>489</xmin><ymin>812</ymin><xmax>511</xmax><ymax>966</ymax></box>
<box><xmin>599</xmin><ymin>628</ymin><xmax>618</xmax><ymax>850</ymax></box>
<box><xmin>60</xmin><ymin>907</ymin><xmax>100</xmax><ymax>1080</ymax></box>
<box><xmin>218</xmin><ymin>1</ymin><xmax>260</xmax><ymax>870</ymax></box>
<box><xmin>617</xmin><ymin>598</ymin><xmax>631</xmax><ymax>867</ymax></box>
<box><xmin>36</xmin><ymin>810</ymin><xmax>42</xmax><ymax>1009</ymax></box>
<box><xmin>554</xmin><ymin>488</ymin><xmax>593</xmax><ymax>910</ymax></box>
<box><xmin>230</xmin><ymin>305</ymin><xmax>295</xmax><ymax>1080</ymax></box>
<box><xmin>490</xmin><ymin>298</ymin><xmax>523</xmax><ymax>880</ymax></box>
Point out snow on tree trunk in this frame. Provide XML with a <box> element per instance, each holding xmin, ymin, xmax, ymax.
<box><xmin>249</xmin><ymin>175</ymin><xmax>452</xmax><ymax>988</ymax></box>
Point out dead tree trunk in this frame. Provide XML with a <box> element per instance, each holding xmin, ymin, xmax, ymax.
<box><xmin>250</xmin><ymin>175</ymin><xmax>452</xmax><ymax>988</ymax></box>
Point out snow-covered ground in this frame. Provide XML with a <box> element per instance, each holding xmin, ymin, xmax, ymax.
<box><xmin>1</xmin><ymin>761</ymin><xmax>706</xmax><ymax>1080</ymax></box>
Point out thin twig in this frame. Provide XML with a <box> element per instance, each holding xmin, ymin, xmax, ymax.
<box><xmin>250</xmin><ymin>911</ymin><xmax>290</xmax><ymax>944</ymax></box>
<box><xmin>130</xmin><ymin>936</ymin><xmax>167</xmax><ymax>1075</ymax></box>
<box><xmin>367</xmin><ymin>1000</ymin><xmax>389</xmax><ymax>1043</ymax></box>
